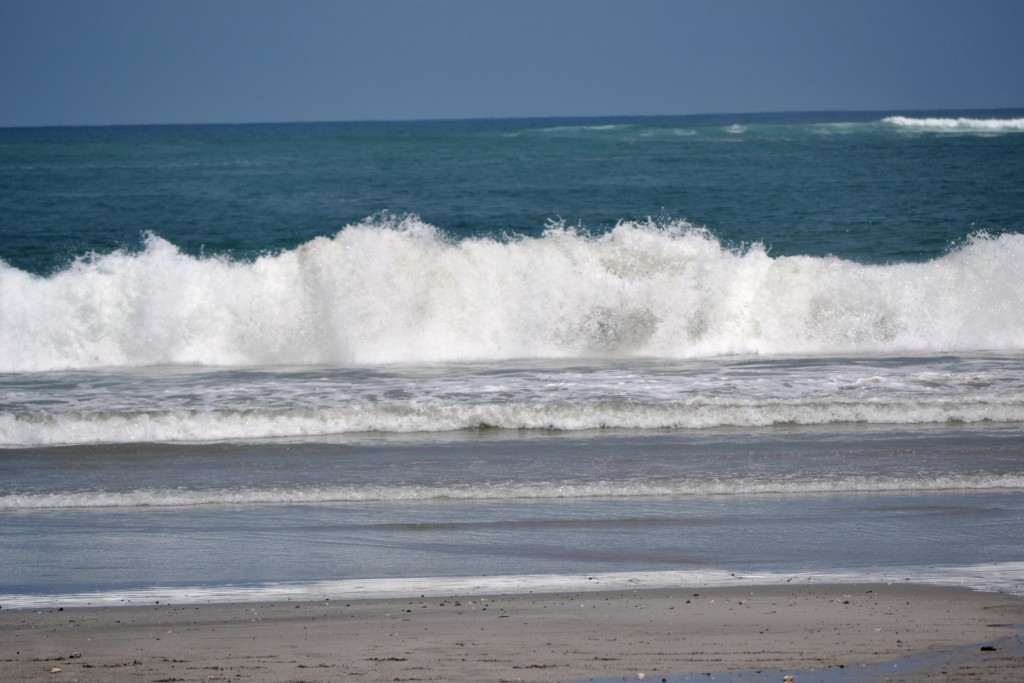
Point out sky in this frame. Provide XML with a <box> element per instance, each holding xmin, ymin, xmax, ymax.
<box><xmin>1</xmin><ymin>0</ymin><xmax>1023</xmax><ymax>127</ymax></box>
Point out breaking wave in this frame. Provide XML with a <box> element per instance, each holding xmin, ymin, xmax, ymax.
<box><xmin>2</xmin><ymin>218</ymin><xmax>1023</xmax><ymax>372</ymax></box>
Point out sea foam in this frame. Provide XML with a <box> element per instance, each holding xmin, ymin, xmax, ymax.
<box><xmin>4</xmin><ymin>473</ymin><xmax>1023</xmax><ymax>510</ymax></box>
<box><xmin>3</xmin><ymin>396</ymin><xmax>1024</xmax><ymax>447</ymax></box>
<box><xmin>2</xmin><ymin>218</ymin><xmax>1023</xmax><ymax>372</ymax></box>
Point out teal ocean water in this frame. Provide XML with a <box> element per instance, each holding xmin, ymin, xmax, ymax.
<box><xmin>3</xmin><ymin>111</ymin><xmax>1024</xmax><ymax>277</ymax></box>
<box><xmin>1</xmin><ymin>111</ymin><xmax>1023</xmax><ymax>606</ymax></box>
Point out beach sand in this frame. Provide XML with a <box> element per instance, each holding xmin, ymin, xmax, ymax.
<box><xmin>2</xmin><ymin>584</ymin><xmax>1022</xmax><ymax>682</ymax></box>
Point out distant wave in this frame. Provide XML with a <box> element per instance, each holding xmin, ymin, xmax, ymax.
<box><xmin>4</xmin><ymin>473</ymin><xmax>1022</xmax><ymax>510</ymax></box>
<box><xmin>2</xmin><ymin>218</ymin><xmax>1024</xmax><ymax>372</ymax></box>
<box><xmin>883</xmin><ymin>116</ymin><xmax>1024</xmax><ymax>132</ymax></box>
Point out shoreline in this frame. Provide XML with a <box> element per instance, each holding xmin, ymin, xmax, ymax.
<box><xmin>3</xmin><ymin>583</ymin><xmax>1022</xmax><ymax>682</ymax></box>
<box><xmin>4</xmin><ymin>563</ymin><xmax>1024</xmax><ymax>610</ymax></box>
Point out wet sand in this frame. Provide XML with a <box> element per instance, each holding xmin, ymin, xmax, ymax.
<box><xmin>2</xmin><ymin>584</ymin><xmax>1022</xmax><ymax>682</ymax></box>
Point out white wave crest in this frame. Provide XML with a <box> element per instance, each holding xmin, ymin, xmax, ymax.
<box><xmin>883</xmin><ymin>116</ymin><xmax>1024</xmax><ymax>132</ymax></box>
<box><xmin>2</xmin><ymin>219</ymin><xmax>1024</xmax><ymax>372</ymax></box>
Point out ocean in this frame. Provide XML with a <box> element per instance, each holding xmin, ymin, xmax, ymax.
<box><xmin>1</xmin><ymin>111</ymin><xmax>1023</xmax><ymax>607</ymax></box>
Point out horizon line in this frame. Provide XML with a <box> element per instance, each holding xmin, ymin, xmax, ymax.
<box><xmin>3</xmin><ymin>105</ymin><xmax>1024</xmax><ymax>132</ymax></box>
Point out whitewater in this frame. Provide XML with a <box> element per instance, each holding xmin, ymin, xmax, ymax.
<box><xmin>2</xmin><ymin>218</ymin><xmax>1023</xmax><ymax>372</ymax></box>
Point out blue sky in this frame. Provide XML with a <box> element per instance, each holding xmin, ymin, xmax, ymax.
<box><xmin>2</xmin><ymin>0</ymin><xmax>1022</xmax><ymax>127</ymax></box>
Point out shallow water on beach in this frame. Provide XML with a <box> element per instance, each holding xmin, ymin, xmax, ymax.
<box><xmin>3</xmin><ymin>421</ymin><xmax>1023</xmax><ymax>603</ymax></box>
